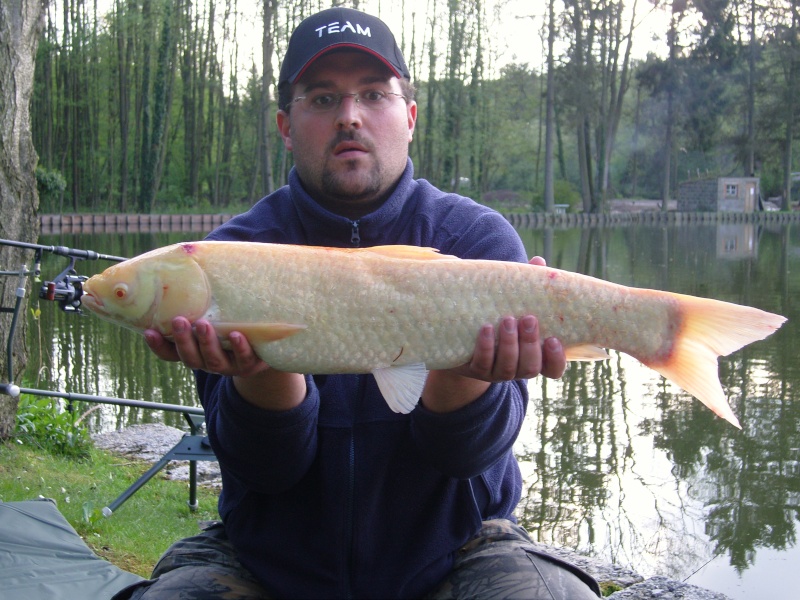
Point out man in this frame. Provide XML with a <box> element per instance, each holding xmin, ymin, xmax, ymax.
<box><xmin>117</xmin><ymin>7</ymin><xmax>601</xmax><ymax>599</ymax></box>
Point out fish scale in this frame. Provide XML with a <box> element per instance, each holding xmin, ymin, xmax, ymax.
<box><xmin>80</xmin><ymin>241</ymin><xmax>787</xmax><ymax>427</ymax></box>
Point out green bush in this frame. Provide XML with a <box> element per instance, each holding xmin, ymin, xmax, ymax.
<box><xmin>15</xmin><ymin>395</ymin><xmax>91</xmax><ymax>460</ymax></box>
<box><xmin>552</xmin><ymin>180</ymin><xmax>582</xmax><ymax>212</ymax></box>
<box><xmin>530</xmin><ymin>179</ymin><xmax>583</xmax><ymax>212</ymax></box>
<box><xmin>35</xmin><ymin>167</ymin><xmax>67</xmax><ymax>212</ymax></box>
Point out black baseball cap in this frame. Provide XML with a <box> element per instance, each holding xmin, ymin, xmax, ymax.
<box><xmin>278</xmin><ymin>7</ymin><xmax>410</xmax><ymax>87</ymax></box>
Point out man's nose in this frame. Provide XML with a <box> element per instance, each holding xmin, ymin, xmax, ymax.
<box><xmin>334</xmin><ymin>95</ymin><xmax>363</xmax><ymax>129</ymax></box>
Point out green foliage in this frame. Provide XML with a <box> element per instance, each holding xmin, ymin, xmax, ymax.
<box><xmin>14</xmin><ymin>395</ymin><xmax>91</xmax><ymax>460</ymax></box>
<box><xmin>0</xmin><ymin>442</ymin><xmax>219</xmax><ymax>576</ymax></box>
<box><xmin>530</xmin><ymin>180</ymin><xmax>582</xmax><ymax>212</ymax></box>
<box><xmin>600</xmin><ymin>582</ymin><xmax>624</xmax><ymax>596</ymax></box>
<box><xmin>34</xmin><ymin>166</ymin><xmax>66</xmax><ymax>211</ymax></box>
<box><xmin>27</xmin><ymin>1</ymin><xmax>800</xmax><ymax>212</ymax></box>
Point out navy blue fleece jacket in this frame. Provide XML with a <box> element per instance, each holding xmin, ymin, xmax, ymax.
<box><xmin>197</xmin><ymin>160</ymin><xmax>530</xmax><ymax>598</ymax></box>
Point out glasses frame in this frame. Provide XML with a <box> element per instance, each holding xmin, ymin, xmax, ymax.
<box><xmin>289</xmin><ymin>90</ymin><xmax>408</xmax><ymax>113</ymax></box>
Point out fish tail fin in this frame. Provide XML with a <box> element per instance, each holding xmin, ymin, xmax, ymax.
<box><xmin>644</xmin><ymin>293</ymin><xmax>786</xmax><ymax>429</ymax></box>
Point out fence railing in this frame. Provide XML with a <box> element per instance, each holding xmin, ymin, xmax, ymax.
<box><xmin>40</xmin><ymin>209</ymin><xmax>800</xmax><ymax>235</ymax></box>
<box><xmin>40</xmin><ymin>213</ymin><xmax>232</xmax><ymax>234</ymax></box>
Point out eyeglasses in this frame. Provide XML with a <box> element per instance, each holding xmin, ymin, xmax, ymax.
<box><xmin>290</xmin><ymin>90</ymin><xmax>407</xmax><ymax>113</ymax></box>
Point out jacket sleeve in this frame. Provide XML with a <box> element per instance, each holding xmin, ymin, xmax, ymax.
<box><xmin>411</xmin><ymin>380</ymin><xmax>528</xmax><ymax>479</ymax></box>
<box><xmin>196</xmin><ymin>371</ymin><xmax>320</xmax><ymax>494</ymax></box>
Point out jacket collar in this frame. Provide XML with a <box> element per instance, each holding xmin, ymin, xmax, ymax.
<box><xmin>289</xmin><ymin>159</ymin><xmax>417</xmax><ymax>247</ymax></box>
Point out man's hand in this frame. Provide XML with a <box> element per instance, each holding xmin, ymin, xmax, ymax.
<box><xmin>456</xmin><ymin>255</ymin><xmax>565</xmax><ymax>381</ymax></box>
<box><xmin>144</xmin><ymin>317</ymin><xmax>305</xmax><ymax>410</ymax></box>
<box><xmin>421</xmin><ymin>255</ymin><xmax>567</xmax><ymax>413</ymax></box>
<box><xmin>453</xmin><ymin>314</ymin><xmax>565</xmax><ymax>383</ymax></box>
<box><xmin>144</xmin><ymin>317</ymin><xmax>269</xmax><ymax>378</ymax></box>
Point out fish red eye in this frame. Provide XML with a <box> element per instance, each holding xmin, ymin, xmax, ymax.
<box><xmin>114</xmin><ymin>284</ymin><xmax>128</xmax><ymax>299</ymax></box>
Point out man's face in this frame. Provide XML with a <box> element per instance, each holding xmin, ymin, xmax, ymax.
<box><xmin>276</xmin><ymin>51</ymin><xmax>417</xmax><ymax>219</ymax></box>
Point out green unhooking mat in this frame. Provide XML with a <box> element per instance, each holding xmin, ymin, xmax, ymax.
<box><xmin>0</xmin><ymin>498</ymin><xmax>144</xmax><ymax>599</ymax></box>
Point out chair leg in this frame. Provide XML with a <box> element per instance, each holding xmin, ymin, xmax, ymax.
<box><xmin>188</xmin><ymin>460</ymin><xmax>198</xmax><ymax>511</ymax></box>
<box><xmin>102</xmin><ymin>457</ymin><xmax>171</xmax><ymax>516</ymax></box>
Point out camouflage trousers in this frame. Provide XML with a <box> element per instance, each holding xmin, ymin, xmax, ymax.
<box><xmin>112</xmin><ymin>519</ymin><xmax>601</xmax><ymax>600</ymax></box>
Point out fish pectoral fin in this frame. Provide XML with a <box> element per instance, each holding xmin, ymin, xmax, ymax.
<box><xmin>372</xmin><ymin>362</ymin><xmax>430</xmax><ymax>414</ymax></box>
<box><xmin>211</xmin><ymin>322</ymin><xmax>307</xmax><ymax>343</ymax></box>
<box><xmin>564</xmin><ymin>344</ymin><xmax>610</xmax><ymax>361</ymax></box>
<box><xmin>365</xmin><ymin>245</ymin><xmax>459</xmax><ymax>261</ymax></box>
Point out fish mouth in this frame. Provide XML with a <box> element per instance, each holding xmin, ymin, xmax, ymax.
<box><xmin>79</xmin><ymin>288</ymin><xmax>104</xmax><ymax>312</ymax></box>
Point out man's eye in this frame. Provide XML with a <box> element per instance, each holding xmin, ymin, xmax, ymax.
<box><xmin>362</xmin><ymin>90</ymin><xmax>386</xmax><ymax>102</ymax></box>
<box><xmin>311</xmin><ymin>94</ymin><xmax>336</xmax><ymax>107</ymax></box>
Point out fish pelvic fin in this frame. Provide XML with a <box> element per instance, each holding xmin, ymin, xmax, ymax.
<box><xmin>211</xmin><ymin>322</ymin><xmax>307</xmax><ymax>343</ymax></box>
<box><xmin>564</xmin><ymin>344</ymin><xmax>611</xmax><ymax>361</ymax></box>
<box><xmin>372</xmin><ymin>362</ymin><xmax>430</xmax><ymax>413</ymax></box>
<box><xmin>362</xmin><ymin>245</ymin><xmax>458</xmax><ymax>260</ymax></box>
<box><xmin>644</xmin><ymin>294</ymin><xmax>786</xmax><ymax>429</ymax></box>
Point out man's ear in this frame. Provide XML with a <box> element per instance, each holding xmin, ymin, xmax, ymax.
<box><xmin>276</xmin><ymin>110</ymin><xmax>292</xmax><ymax>151</ymax></box>
<box><xmin>407</xmin><ymin>101</ymin><xmax>417</xmax><ymax>143</ymax></box>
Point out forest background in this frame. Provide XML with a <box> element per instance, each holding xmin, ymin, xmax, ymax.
<box><xmin>31</xmin><ymin>0</ymin><xmax>800</xmax><ymax>217</ymax></box>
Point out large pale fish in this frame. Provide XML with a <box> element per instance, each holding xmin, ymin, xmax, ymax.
<box><xmin>80</xmin><ymin>241</ymin><xmax>786</xmax><ymax>428</ymax></box>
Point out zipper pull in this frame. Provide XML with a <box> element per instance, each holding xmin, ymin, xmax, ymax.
<box><xmin>350</xmin><ymin>220</ymin><xmax>360</xmax><ymax>246</ymax></box>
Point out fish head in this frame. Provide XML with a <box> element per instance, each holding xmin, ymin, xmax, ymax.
<box><xmin>81</xmin><ymin>244</ymin><xmax>211</xmax><ymax>336</ymax></box>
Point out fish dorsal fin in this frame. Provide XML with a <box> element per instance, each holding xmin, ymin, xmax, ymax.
<box><xmin>211</xmin><ymin>322</ymin><xmax>307</xmax><ymax>343</ymax></box>
<box><xmin>372</xmin><ymin>362</ymin><xmax>430</xmax><ymax>413</ymax></box>
<box><xmin>564</xmin><ymin>344</ymin><xmax>611</xmax><ymax>361</ymax></box>
<box><xmin>364</xmin><ymin>245</ymin><xmax>458</xmax><ymax>261</ymax></box>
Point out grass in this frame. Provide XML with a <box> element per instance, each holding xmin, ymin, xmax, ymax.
<box><xmin>0</xmin><ymin>441</ymin><xmax>219</xmax><ymax>576</ymax></box>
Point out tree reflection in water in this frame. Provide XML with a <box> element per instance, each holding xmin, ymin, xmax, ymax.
<box><xmin>514</xmin><ymin>223</ymin><xmax>799</xmax><ymax>591</ymax></box>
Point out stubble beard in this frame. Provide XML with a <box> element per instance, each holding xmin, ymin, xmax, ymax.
<box><xmin>320</xmin><ymin>157</ymin><xmax>384</xmax><ymax>203</ymax></box>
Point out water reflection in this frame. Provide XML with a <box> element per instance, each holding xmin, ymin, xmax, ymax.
<box><xmin>515</xmin><ymin>223</ymin><xmax>798</xmax><ymax>596</ymax></box>
<box><xmin>27</xmin><ymin>223</ymin><xmax>799</xmax><ymax>596</ymax></box>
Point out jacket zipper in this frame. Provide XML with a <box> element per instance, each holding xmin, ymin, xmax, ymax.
<box><xmin>350</xmin><ymin>220</ymin><xmax>360</xmax><ymax>247</ymax></box>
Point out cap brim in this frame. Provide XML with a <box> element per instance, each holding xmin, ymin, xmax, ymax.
<box><xmin>288</xmin><ymin>43</ymin><xmax>405</xmax><ymax>84</ymax></box>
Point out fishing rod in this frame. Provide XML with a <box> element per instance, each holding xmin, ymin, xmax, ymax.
<box><xmin>0</xmin><ymin>237</ymin><xmax>127</xmax><ymax>389</ymax></box>
<box><xmin>0</xmin><ymin>238</ymin><xmax>127</xmax><ymax>264</ymax></box>
<box><xmin>0</xmin><ymin>237</ymin><xmax>126</xmax><ymax>314</ymax></box>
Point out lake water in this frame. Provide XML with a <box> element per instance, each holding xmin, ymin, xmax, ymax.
<box><xmin>25</xmin><ymin>222</ymin><xmax>800</xmax><ymax>598</ymax></box>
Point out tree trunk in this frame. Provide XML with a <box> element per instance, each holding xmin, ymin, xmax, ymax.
<box><xmin>259</xmin><ymin>0</ymin><xmax>276</xmax><ymax>194</ymax></box>
<box><xmin>747</xmin><ymin>0</ymin><xmax>756</xmax><ymax>177</ymax></box>
<box><xmin>140</xmin><ymin>0</ymin><xmax>177</xmax><ymax>213</ymax></box>
<box><xmin>0</xmin><ymin>0</ymin><xmax>44</xmax><ymax>439</ymax></box>
<box><xmin>543</xmin><ymin>0</ymin><xmax>556</xmax><ymax>212</ymax></box>
<box><xmin>662</xmin><ymin>10</ymin><xmax>679</xmax><ymax>210</ymax></box>
<box><xmin>137</xmin><ymin>0</ymin><xmax>153</xmax><ymax>212</ymax></box>
<box><xmin>782</xmin><ymin>1</ymin><xmax>799</xmax><ymax>211</ymax></box>
<box><xmin>115</xmin><ymin>0</ymin><xmax>133</xmax><ymax>212</ymax></box>
<box><xmin>421</xmin><ymin>2</ymin><xmax>438</xmax><ymax>180</ymax></box>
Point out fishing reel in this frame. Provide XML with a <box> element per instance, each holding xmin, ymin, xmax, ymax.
<box><xmin>40</xmin><ymin>272</ymin><xmax>86</xmax><ymax>313</ymax></box>
<box><xmin>37</xmin><ymin>252</ymin><xmax>87</xmax><ymax>313</ymax></box>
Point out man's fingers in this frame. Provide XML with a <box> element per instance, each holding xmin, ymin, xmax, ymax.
<box><xmin>144</xmin><ymin>329</ymin><xmax>180</xmax><ymax>362</ymax></box>
<box><xmin>492</xmin><ymin>317</ymin><xmax>521</xmax><ymax>380</ymax></box>
<box><xmin>461</xmin><ymin>315</ymin><xmax>565</xmax><ymax>383</ymax></box>
<box><xmin>228</xmin><ymin>331</ymin><xmax>270</xmax><ymax>377</ymax></box>
<box><xmin>541</xmin><ymin>336</ymin><xmax>567</xmax><ymax>379</ymax></box>
<box><xmin>192</xmin><ymin>320</ymin><xmax>232</xmax><ymax>373</ymax></box>
<box><xmin>468</xmin><ymin>324</ymin><xmax>497</xmax><ymax>377</ymax></box>
<box><xmin>529</xmin><ymin>255</ymin><xmax>547</xmax><ymax>267</ymax></box>
<box><xmin>516</xmin><ymin>316</ymin><xmax>543</xmax><ymax>379</ymax></box>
